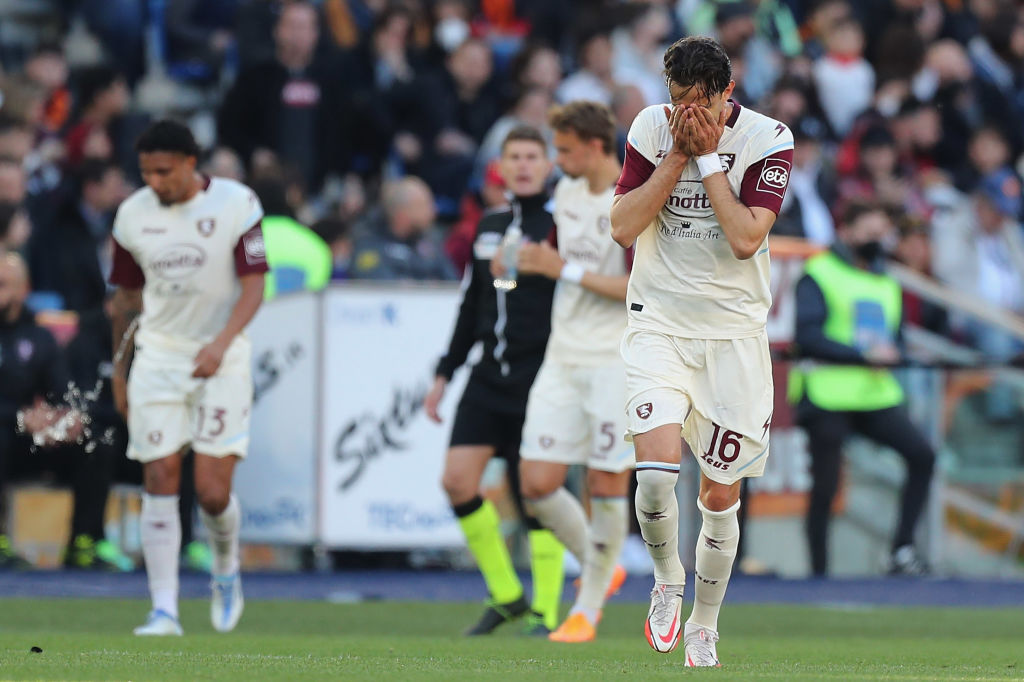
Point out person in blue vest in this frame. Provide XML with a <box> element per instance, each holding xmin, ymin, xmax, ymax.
<box><xmin>791</xmin><ymin>201</ymin><xmax>936</xmax><ymax>577</ymax></box>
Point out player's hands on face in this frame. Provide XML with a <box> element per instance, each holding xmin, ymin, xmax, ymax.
<box><xmin>424</xmin><ymin>376</ymin><xmax>448</xmax><ymax>423</ymax></box>
<box><xmin>192</xmin><ymin>340</ymin><xmax>227</xmax><ymax>378</ymax></box>
<box><xmin>517</xmin><ymin>241</ymin><xmax>563</xmax><ymax>279</ymax></box>
<box><xmin>111</xmin><ymin>373</ymin><xmax>129</xmax><ymax>421</ymax></box>
<box><xmin>685</xmin><ymin>104</ymin><xmax>728</xmax><ymax>156</ymax></box>
<box><xmin>663</xmin><ymin>105</ymin><xmax>689</xmax><ymax>156</ymax></box>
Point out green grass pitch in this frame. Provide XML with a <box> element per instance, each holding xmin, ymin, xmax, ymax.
<box><xmin>0</xmin><ymin>598</ymin><xmax>1021</xmax><ymax>680</ymax></box>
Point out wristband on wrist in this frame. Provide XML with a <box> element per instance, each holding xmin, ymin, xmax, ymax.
<box><xmin>696</xmin><ymin>153</ymin><xmax>723</xmax><ymax>179</ymax></box>
<box><xmin>559</xmin><ymin>262</ymin><xmax>585</xmax><ymax>284</ymax></box>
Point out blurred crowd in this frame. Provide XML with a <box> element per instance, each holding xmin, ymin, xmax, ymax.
<box><xmin>0</xmin><ymin>0</ymin><xmax>1023</xmax><ymax>567</ymax></box>
<box><xmin>0</xmin><ymin>0</ymin><xmax>1020</xmax><ymax>320</ymax></box>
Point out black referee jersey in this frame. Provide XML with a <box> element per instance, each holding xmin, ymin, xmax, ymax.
<box><xmin>436</xmin><ymin>192</ymin><xmax>556</xmax><ymax>413</ymax></box>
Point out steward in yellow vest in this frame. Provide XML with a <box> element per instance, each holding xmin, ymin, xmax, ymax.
<box><xmin>790</xmin><ymin>202</ymin><xmax>935</xmax><ymax>577</ymax></box>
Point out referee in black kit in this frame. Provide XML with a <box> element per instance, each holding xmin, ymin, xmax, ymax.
<box><xmin>423</xmin><ymin>126</ymin><xmax>564</xmax><ymax>636</ymax></box>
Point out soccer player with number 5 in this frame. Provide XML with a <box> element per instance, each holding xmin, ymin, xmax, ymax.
<box><xmin>610</xmin><ymin>37</ymin><xmax>793</xmax><ymax>666</ymax></box>
<box><xmin>108</xmin><ymin>121</ymin><xmax>267</xmax><ymax>636</ymax></box>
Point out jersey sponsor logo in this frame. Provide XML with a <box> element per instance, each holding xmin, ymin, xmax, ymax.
<box><xmin>197</xmin><ymin>218</ymin><xmax>216</xmax><ymax>237</ymax></box>
<box><xmin>656</xmin><ymin>149</ymin><xmax>668</xmax><ymax>159</ymax></box>
<box><xmin>149</xmin><ymin>244</ymin><xmax>206</xmax><ymax>280</ymax></box>
<box><xmin>774</xmin><ymin>123</ymin><xmax>787</xmax><ymax>138</ymax></box>
<box><xmin>756</xmin><ymin>158</ymin><xmax>791</xmax><ymax>198</ymax></box>
<box><xmin>243</xmin><ymin>231</ymin><xmax>266</xmax><ymax>263</ymax></box>
<box><xmin>666</xmin><ymin>193</ymin><xmax>712</xmax><ymax>211</ymax></box>
<box><xmin>636</xmin><ymin>402</ymin><xmax>653</xmax><ymax>419</ymax></box>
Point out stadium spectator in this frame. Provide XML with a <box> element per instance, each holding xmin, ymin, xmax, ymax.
<box><xmin>713</xmin><ymin>2</ymin><xmax>780</xmax><ymax>104</ymax></box>
<box><xmin>791</xmin><ymin>202</ymin><xmax>936</xmax><ymax>576</ymax></box>
<box><xmin>311</xmin><ymin>217</ymin><xmax>354</xmax><ymax>280</ymax></box>
<box><xmin>931</xmin><ymin>168</ymin><xmax>1024</xmax><ymax>420</ymax></box>
<box><xmin>610</xmin><ymin>83</ymin><xmax>647</xmax><ymax>160</ymax></box>
<box><xmin>163</xmin><ymin>0</ymin><xmax>238</xmax><ymax>80</ymax></box>
<box><xmin>202</xmin><ymin>147</ymin><xmax>246</xmax><ymax>183</ymax></box>
<box><xmin>0</xmin><ymin>202</ymin><xmax>30</xmax><ymax>253</ymax></box>
<box><xmin>350</xmin><ymin>177</ymin><xmax>455</xmax><ymax>281</ymax></box>
<box><xmin>774</xmin><ymin>115</ymin><xmax>835</xmax><ymax>244</ymax></box>
<box><xmin>472</xmin><ymin>87</ymin><xmax>552</xmax><ymax>191</ymax></box>
<box><xmin>0</xmin><ymin>252</ymin><xmax>123</xmax><ymax>571</ymax></box>
<box><xmin>23</xmin><ymin>43</ymin><xmax>71</xmax><ymax>135</ymax></box>
<box><xmin>64</xmin><ymin>65</ymin><xmax>130</xmax><ymax>169</ymax></box>
<box><xmin>0</xmin><ymin>158</ymin><xmax>27</xmax><ymax>204</ymax></box>
<box><xmin>27</xmin><ymin>159</ymin><xmax>127</xmax><ymax>314</ymax></box>
<box><xmin>507</xmin><ymin>44</ymin><xmax>562</xmax><ymax>101</ymax></box>
<box><xmin>557</xmin><ymin>32</ymin><xmax>616</xmax><ymax>106</ymax></box>
<box><xmin>611</xmin><ymin>4</ymin><xmax>673</xmax><ymax>106</ymax></box>
<box><xmin>218</xmin><ymin>0</ymin><xmax>351</xmax><ymax>192</ymax></box>
<box><xmin>813</xmin><ymin>15</ymin><xmax>874</xmax><ymax>137</ymax></box>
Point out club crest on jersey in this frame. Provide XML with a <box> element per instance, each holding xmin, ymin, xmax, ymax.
<box><xmin>597</xmin><ymin>215</ymin><xmax>611</xmax><ymax>233</ymax></box>
<box><xmin>636</xmin><ymin>402</ymin><xmax>653</xmax><ymax>420</ymax></box>
<box><xmin>717</xmin><ymin>153</ymin><xmax>736</xmax><ymax>172</ymax></box>
<box><xmin>148</xmin><ymin>430</ymin><xmax>163</xmax><ymax>445</ymax></box>
<box><xmin>197</xmin><ymin>218</ymin><xmax>216</xmax><ymax>236</ymax></box>
<box><xmin>539</xmin><ymin>436</ymin><xmax>554</xmax><ymax>449</ymax></box>
<box><xmin>756</xmin><ymin>158</ymin><xmax>791</xmax><ymax>198</ymax></box>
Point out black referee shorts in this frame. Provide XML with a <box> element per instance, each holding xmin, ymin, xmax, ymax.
<box><xmin>449</xmin><ymin>378</ymin><xmax>528</xmax><ymax>451</ymax></box>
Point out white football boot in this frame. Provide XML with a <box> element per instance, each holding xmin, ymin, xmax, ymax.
<box><xmin>210</xmin><ymin>573</ymin><xmax>244</xmax><ymax>632</ymax></box>
<box><xmin>644</xmin><ymin>583</ymin><xmax>685</xmax><ymax>653</ymax></box>
<box><xmin>133</xmin><ymin>610</ymin><xmax>184</xmax><ymax>636</ymax></box>
<box><xmin>683</xmin><ymin>622</ymin><xmax>721</xmax><ymax>667</ymax></box>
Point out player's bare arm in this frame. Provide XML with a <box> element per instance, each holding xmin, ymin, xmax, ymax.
<box><xmin>518</xmin><ymin>240</ymin><xmax>629</xmax><ymax>301</ymax></box>
<box><xmin>192</xmin><ymin>273</ymin><xmax>264</xmax><ymax>378</ymax></box>
<box><xmin>610</xmin><ymin>104</ymin><xmax>693</xmax><ymax>248</ymax></box>
<box><xmin>687</xmin><ymin>105</ymin><xmax>777</xmax><ymax>260</ymax></box>
<box><xmin>110</xmin><ymin>285</ymin><xmax>143</xmax><ymax>418</ymax></box>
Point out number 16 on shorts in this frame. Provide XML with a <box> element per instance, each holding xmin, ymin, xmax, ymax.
<box><xmin>688</xmin><ymin>418</ymin><xmax>769</xmax><ymax>484</ymax></box>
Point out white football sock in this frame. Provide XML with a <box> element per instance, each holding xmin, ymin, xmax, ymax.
<box><xmin>141</xmin><ymin>493</ymin><xmax>181</xmax><ymax>618</ymax></box>
<box><xmin>576</xmin><ymin>496</ymin><xmax>628</xmax><ymax>615</ymax></box>
<box><xmin>635</xmin><ymin>464</ymin><xmax>686</xmax><ymax>585</ymax></box>
<box><xmin>688</xmin><ymin>499</ymin><xmax>740</xmax><ymax>632</ymax></box>
<box><xmin>527</xmin><ymin>487</ymin><xmax>587</xmax><ymax>562</ymax></box>
<box><xmin>199</xmin><ymin>494</ymin><xmax>241</xmax><ymax>576</ymax></box>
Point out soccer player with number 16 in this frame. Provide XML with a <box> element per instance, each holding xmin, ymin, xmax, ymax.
<box><xmin>610</xmin><ymin>37</ymin><xmax>793</xmax><ymax>666</ymax></box>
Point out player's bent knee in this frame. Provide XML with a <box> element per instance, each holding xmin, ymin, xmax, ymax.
<box><xmin>699</xmin><ymin>485</ymin><xmax>740</xmax><ymax>513</ymax></box>
<box><xmin>142</xmin><ymin>456</ymin><xmax>182</xmax><ymax>495</ymax></box>
<box><xmin>441</xmin><ymin>470</ymin><xmax>476</xmax><ymax>506</ymax></box>
<box><xmin>196</xmin><ymin>486</ymin><xmax>231</xmax><ymax>515</ymax></box>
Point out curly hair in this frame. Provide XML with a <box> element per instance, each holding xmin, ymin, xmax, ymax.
<box><xmin>663</xmin><ymin>36</ymin><xmax>732</xmax><ymax>99</ymax></box>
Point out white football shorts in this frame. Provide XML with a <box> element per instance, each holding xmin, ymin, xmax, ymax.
<box><xmin>621</xmin><ymin>328</ymin><xmax>773</xmax><ymax>484</ymax></box>
<box><xmin>127</xmin><ymin>335</ymin><xmax>253</xmax><ymax>462</ymax></box>
<box><xmin>520</xmin><ymin>359</ymin><xmax>635</xmax><ymax>473</ymax></box>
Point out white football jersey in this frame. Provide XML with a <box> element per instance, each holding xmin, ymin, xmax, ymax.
<box><xmin>546</xmin><ymin>175</ymin><xmax>629</xmax><ymax>365</ymax></box>
<box><xmin>110</xmin><ymin>176</ymin><xmax>267</xmax><ymax>351</ymax></box>
<box><xmin>616</xmin><ymin>102</ymin><xmax>794</xmax><ymax>339</ymax></box>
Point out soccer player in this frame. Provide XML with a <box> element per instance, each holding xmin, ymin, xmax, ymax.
<box><xmin>610</xmin><ymin>37</ymin><xmax>793</xmax><ymax>665</ymax></box>
<box><xmin>108</xmin><ymin>120</ymin><xmax>267</xmax><ymax>636</ymax></box>
<box><xmin>424</xmin><ymin>126</ymin><xmax>564</xmax><ymax>636</ymax></box>
<box><xmin>515</xmin><ymin>101</ymin><xmax>633</xmax><ymax>643</ymax></box>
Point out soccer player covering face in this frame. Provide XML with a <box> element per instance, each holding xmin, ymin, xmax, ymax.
<box><xmin>610</xmin><ymin>37</ymin><xmax>793</xmax><ymax>665</ymax></box>
<box><xmin>108</xmin><ymin>121</ymin><xmax>268</xmax><ymax>636</ymax></box>
<box><xmin>425</xmin><ymin>126</ymin><xmax>566</xmax><ymax>636</ymax></box>
<box><xmin>515</xmin><ymin>101</ymin><xmax>633</xmax><ymax>643</ymax></box>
